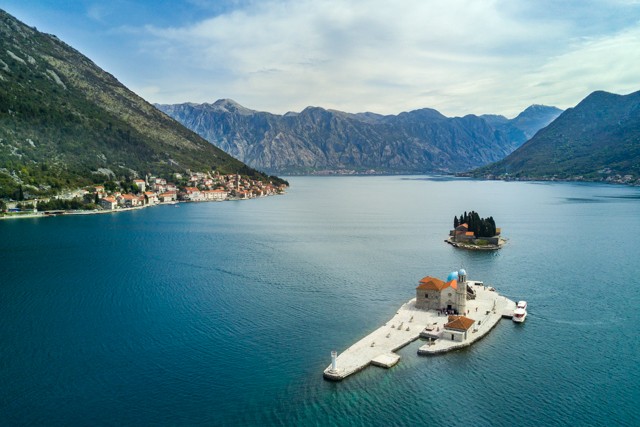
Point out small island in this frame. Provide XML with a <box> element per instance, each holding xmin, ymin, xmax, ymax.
<box><xmin>445</xmin><ymin>211</ymin><xmax>505</xmax><ymax>250</ymax></box>
<box><xmin>323</xmin><ymin>269</ymin><xmax>516</xmax><ymax>381</ymax></box>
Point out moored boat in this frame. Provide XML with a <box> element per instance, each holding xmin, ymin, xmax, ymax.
<box><xmin>513</xmin><ymin>301</ymin><xmax>527</xmax><ymax>323</ymax></box>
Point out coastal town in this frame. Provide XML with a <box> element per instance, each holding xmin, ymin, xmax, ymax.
<box><xmin>0</xmin><ymin>171</ymin><xmax>287</xmax><ymax>218</ymax></box>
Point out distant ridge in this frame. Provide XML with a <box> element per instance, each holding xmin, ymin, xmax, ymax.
<box><xmin>157</xmin><ymin>101</ymin><xmax>561</xmax><ymax>175</ymax></box>
<box><xmin>471</xmin><ymin>90</ymin><xmax>640</xmax><ymax>185</ymax></box>
<box><xmin>0</xmin><ymin>9</ymin><xmax>283</xmax><ymax>199</ymax></box>
<box><xmin>482</xmin><ymin>104</ymin><xmax>562</xmax><ymax>141</ymax></box>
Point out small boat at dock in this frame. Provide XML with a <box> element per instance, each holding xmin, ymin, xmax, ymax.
<box><xmin>513</xmin><ymin>301</ymin><xmax>527</xmax><ymax>323</ymax></box>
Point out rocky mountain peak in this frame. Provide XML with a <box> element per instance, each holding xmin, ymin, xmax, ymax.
<box><xmin>211</xmin><ymin>99</ymin><xmax>256</xmax><ymax>115</ymax></box>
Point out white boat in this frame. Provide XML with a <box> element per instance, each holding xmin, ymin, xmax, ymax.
<box><xmin>513</xmin><ymin>301</ymin><xmax>527</xmax><ymax>323</ymax></box>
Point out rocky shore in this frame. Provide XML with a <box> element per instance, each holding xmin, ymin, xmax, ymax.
<box><xmin>445</xmin><ymin>236</ymin><xmax>506</xmax><ymax>251</ymax></box>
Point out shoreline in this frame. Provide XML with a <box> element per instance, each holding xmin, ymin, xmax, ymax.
<box><xmin>445</xmin><ymin>236</ymin><xmax>506</xmax><ymax>251</ymax></box>
<box><xmin>0</xmin><ymin>194</ymin><xmax>281</xmax><ymax>221</ymax></box>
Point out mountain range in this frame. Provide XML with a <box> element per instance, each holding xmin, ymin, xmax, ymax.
<box><xmin>0</xmin><ymin>9</ymin><xmax>282</xmax><ymax>199</ymax></box>
<box><xmin>156</xmin><ymin>101</ymin><xmax>562</xmax><ymax>175</ymax></box>
<box><xmin>471</xmin><ymin>90</ymin><xmax>640</xmax><ymax>184</ymax></box>
<box><xmin>3</xmin><ymin>7</ymin><xmax>637</xmax><ymax>196</ymax></box>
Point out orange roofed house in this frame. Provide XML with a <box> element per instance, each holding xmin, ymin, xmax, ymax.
<box><xmin>444</xmin><ymin>315</ymin><xmax>475</xmax><ymax>342</ymax></box>
<box><xmin>415</xmin><ymin>269</ymin><xmax>469</xmax><ymax>315</ymax></box>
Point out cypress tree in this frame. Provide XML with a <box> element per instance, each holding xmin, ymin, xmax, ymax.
<box><xmin>454</xmin><ymin>216</ymin><xmax>459</xmax><ymax>228</ymax></box>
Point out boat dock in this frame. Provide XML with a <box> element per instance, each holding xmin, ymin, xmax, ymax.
<box><xmin>323</xmin><ymin>282</ymin><xmax>515</xmax><ymax>381</ymax></box>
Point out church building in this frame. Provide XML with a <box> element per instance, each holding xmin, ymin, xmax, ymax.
<box><xmin>415</xmin><ymin>269</ymin><xmax>468</xmax><ymax>314</ymax></box>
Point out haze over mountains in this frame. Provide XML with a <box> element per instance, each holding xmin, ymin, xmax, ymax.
<box><xmin>0</xmin><ymin>9</ymin><xmax>281</xmax><ymax>199</ymax></box>
<box><xmin>157</xmin><ymin>101</ymin><xmax>562</xmax><ymax>175</ymax></box>
<box><xmin>473</xmin><ymin>90</ymin><xmax>640</xmax><ymax>184</ymax></box>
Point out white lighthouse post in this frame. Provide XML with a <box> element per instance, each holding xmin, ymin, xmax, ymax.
<box><xmin>331</xmin><ymin>351</ymin><xmax>337</xmax><ymax>372</ymax></box>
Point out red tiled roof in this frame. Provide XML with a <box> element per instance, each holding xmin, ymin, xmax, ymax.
<box><xmin>445</xmin><ymin>316</ymin><xmax>475</xmax><ymax>331</ymax></box>
<box><xmin>417</xmin><ymin>276</ymin><xmax>450</xmax><ymax>291</ymax></box>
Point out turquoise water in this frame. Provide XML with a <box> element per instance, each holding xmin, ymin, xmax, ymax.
<box><xmin>1</xmin><ymin>176</ymin><xmax>639</xmax><ymax>426</ymax></box>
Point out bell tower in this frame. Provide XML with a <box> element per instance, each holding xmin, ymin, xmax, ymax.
<box><xmin>456</xmin><ymin>269</ymin><xmax>467</xmax><ymax>315</ymax></box>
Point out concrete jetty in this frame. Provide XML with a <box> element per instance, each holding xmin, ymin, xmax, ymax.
<box><xmin>323</xmin><ymin>281</ymin><xmax>515</xmax><ymax>381</ymax></box>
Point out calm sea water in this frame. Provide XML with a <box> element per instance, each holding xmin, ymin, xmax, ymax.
<box><xmin>1</xmin><ymin>176</ymin><xmax>639</xmax><ymax>426</ymax></box>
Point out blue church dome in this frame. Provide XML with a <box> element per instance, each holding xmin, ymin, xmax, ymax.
<box><xmin>447</xmin><ymin>271</ymin><xmax>459</xmax><ymax>282</ymax></box>
<box><xmin>458</xmin><ymin>269</ymin><xmax>467</xmax><ymax>277</ymax></box>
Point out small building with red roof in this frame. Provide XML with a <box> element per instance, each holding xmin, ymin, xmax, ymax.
<box><xmin>444</xmin><ymin>315</ymin><xmax>475</xmax><ymax>342</ymax></box>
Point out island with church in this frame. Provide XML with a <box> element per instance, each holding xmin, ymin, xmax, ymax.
<box><xmin>323</xmin><ymin>269</ymin><xmax>517</xmax><ymax>381</ymax></box>
<box><xmin>446</xmin><ymin>211</ymin><xmax>506</xmax><ymax>250</ymax></box>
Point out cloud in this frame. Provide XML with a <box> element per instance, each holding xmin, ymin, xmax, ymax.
<box><xmin>134</xmin><ymin>0</ymin><xmax>640</xmax><ymax>116</ymax></box>
<box><xmin>519</xmin><ymin>26</ymin><xmax>640</xmax><ymax>108</ymax></box>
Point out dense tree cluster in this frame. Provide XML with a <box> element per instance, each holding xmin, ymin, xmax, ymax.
<box><xmin>34</xmin><ymin>197</ymin><xmax>95</xmax><ymax>211</ymax></box>
<box><xmin>454</xmin><ymin>211</ymin><xmax>497</xmax><ymax>238</ymax></box>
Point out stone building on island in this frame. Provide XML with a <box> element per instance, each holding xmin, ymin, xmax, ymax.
<box><xmin>415</xmin><ymin>269</ymin><xmax>471</xmax><ymax>315</ymax></box>
<box><xmin>415</xmin><ymin>269</ymin><xmax>478</xmax><ymax>342</ymax></box>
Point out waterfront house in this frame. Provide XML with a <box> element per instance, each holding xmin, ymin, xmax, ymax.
<box><xmin>99</xmin><ymin>196</ymin><xmax>117</xmax><ymax>210</ymax></box>
<box><xmin>158</xmin><ymin>191</ymin><xmax>177</xmax><ymax>203</ymax></box>
<box><xmin>203</xmin><ymin>189</ymin><xmax>227</xmax><ymax>201</ymax></box>
<box><xmin>119</xmin><ymin>193</ymin><xmax>140</xmax><ymax>208</ymax></box>
<box><xmin>144</xmin><ymin>191</ymin><xmax>158</xmax><ymax>205</ymax></box>
<box><xmin>183</xmin><ymin>187</ymin><xmax>203</xmax><ymax>201</ymax></box>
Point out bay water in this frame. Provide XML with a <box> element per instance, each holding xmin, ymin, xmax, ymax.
<box><xmin>1</xmin><ymin>176</ymin><xmax>639</xmax><ymax>426</ymax></box>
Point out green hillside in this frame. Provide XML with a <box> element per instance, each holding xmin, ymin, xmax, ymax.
<box><xmin>471</xmin><ymin>90</ymin><xmax>640</xmax><ymax>185</ymax></box>
<box><xmin>0</xmin><ymin>9</ymin><xmax>283</xmax><ymax>199</ymax></box>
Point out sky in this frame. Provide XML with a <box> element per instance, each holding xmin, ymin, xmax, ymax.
<box><xmin>1</xmin><ymin>0</ymin><xmax>640</xmax><ymax>117</ymax></box>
